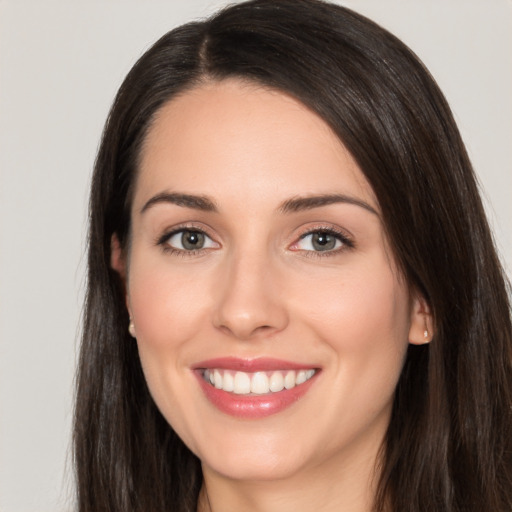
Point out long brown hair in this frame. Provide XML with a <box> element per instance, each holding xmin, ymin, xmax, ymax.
<box><xmin>74</xmin><ymin>1</ymin><xmax>512</xmax><ymax>510</ymax></box>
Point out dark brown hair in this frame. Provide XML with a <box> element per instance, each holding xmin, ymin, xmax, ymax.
<box><xmin>74</xmin><ymin>1</ymin><xmax>512</xmax><ymax>510</ymax></box>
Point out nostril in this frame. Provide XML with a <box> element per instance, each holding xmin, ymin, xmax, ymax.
<box><xmin>215</xmin><ymin>319</ymin><xmax>284</xmax><ymax>341</ymax></box>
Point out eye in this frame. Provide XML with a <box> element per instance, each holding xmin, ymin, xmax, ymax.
<box><xmin>292</xmin><ymin>229</ymin><xmax>353</xmax><ymax>253</ymax></box>
<box><xmin>162</xmin><ymin>229</ymin><xmax>218</xmax><ymax>252</ymax></box>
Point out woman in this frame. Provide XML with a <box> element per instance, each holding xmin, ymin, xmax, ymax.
<box><xmin>74</xmin><ymin>0</ymin><xmax>512</xmax><ymax>511</ymax></box>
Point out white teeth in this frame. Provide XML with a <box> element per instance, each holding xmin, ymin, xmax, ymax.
<box><xmin>269</xmin><ymin>371</ymin><xmax>285</xmax><ymax>392</ymax></box>
<box><xmin>233</xmin><ymin>371</ymin><xmax>251</xmax><ymax>394</ymax></box>
<box><xmin>223</xmin><ymin>371</ymin><xmax>234</xmax><ymax>392</ymax></box>
<box><xmin>203</xmin><ymin>368</ymin><xmax>316</xmax><ymax>395</ymax></box>
<box><xmin>284</xmin><ymin>370</ymin><xmax>296</xmax><ymax>390</ymax></box>
<box><xmin>250</xmin><ymin>372</ymin><xmax>269</xmax><ymax>394</ymax></box>
<box><xmin>213</xmin><ymin>369</ymin><xmax>223</xmax><ymax>389</ymax></box>
<box><xmin>296</xmin><ymin>370</ymin><xmax>307</xmax><ymax>385</ymax></box>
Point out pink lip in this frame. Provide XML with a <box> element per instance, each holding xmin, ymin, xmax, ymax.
<box><xmin>192</xmin><ymin>357</ymin><xmax>320</xmax><ymax>419</ymax></box>
<box><xmin>193</xmin><ymin>356</ymin><xmax>313</xmax><ymax>372</ymax></box>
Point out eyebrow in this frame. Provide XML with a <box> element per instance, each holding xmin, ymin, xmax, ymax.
<box><xmin>140</xmin><ymin>192</ymin><xmax>218</xmax><ymax>214</ymax></box>
<box><xmin>140</xmin><ymin>191</ymin><xmax>378</xmax><ymax>216</ymax></box>
<box><xmin>278</xmin><ymin>194</ymin><xmax>378</xmax><ymax>215</ymax></box>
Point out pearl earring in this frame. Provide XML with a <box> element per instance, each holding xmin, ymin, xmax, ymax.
<box><xmin>128</xmin><ymin>320</ymin><xmax>136</xmax><ymax>338</ymax></box>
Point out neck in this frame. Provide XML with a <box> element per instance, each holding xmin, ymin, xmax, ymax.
<box><xmin>197</xmin><ymin>444</ymin><xmax>383</xmax><ymax>512</ymax></box>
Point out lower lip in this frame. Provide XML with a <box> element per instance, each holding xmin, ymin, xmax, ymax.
<box><xmin>195</xmin><ymin>371</ymin><xmax>318</xmax><ymax>419</ymax></box>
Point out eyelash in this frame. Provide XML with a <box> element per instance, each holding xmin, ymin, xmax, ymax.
<box><xmin>156</xmin><ymin>224</ymin><xmax>217</xmax><ymax>257</ymax></box>
<box><xmin>292</xmin><ymin>226</ymin><xmax>355</xmax><ymax>258</ymax></box>
<box><xmin>155</xmin><ymin>224</ymin><xmax>354</xmax><ymax>257</ymax></box>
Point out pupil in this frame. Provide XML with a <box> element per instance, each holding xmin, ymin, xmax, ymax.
<box><xmin>182</xmin><ymin>231</ymin><xmax>204</xmax><ymax>250</ymax></box>
<box><xmin>312</xmin><ymin>232</ymin><xmax>335</xmax><ymax>251</ymax></box>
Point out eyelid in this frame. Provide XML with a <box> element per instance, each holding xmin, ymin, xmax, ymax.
<box><xmin>155</xmin><ymin>222</ymin><xmax>220</xmax><ymax>252</ymax></box>
<box><xmin>154</xmin><ymin>222</ymin><xmax>353</xmax><ymax>256</ymax></box>
<box><xmin>289</xmin><ymin>224</ymin><xmax>355</xmax><ymax>254</ymax></box>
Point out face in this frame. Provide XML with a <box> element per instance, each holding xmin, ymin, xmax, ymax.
<box><xmin>114</xmin><ymin>79</ymin><xmax>426</xmax><ymax>484</ymax></box>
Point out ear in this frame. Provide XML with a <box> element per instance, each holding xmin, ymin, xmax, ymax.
<box><xmin>110</xmin><ymin>233</ymin><xmax>127</xmax><ymax>280</ymax></box>
<box><xmin>111</xmin><ymin>234</ymin><xmax>132</xmax><ymax>312</ymax></box>
<box><xmin>408</xmin><ymin>293</ymin><xmax>434</xmax><ymax>345</ymax></box>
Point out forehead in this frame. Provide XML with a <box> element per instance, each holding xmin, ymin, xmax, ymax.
<box><xmin>135</xmin><ymin>79</ymin><xmax>377</xmax><ymax>211</ymax></box>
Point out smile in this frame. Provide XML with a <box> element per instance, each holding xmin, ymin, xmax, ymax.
<box><xmin>202</xmin><ymin>368</ymin><xmax>317</xmax><ymax>395</ymax></box>
<box><xmin>193</xmin><ymin>358</ymin><xmax>320</xmax><ymax>418</ymax></box>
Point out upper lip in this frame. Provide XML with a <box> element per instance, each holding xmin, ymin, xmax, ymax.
<box><xmin>192</xmin><ymin>357</ymin><xmax>318</xmax><ymax>372</ymax></box>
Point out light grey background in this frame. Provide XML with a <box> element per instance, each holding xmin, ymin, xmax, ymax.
<box><xmin>0</xmin><ymin>1</ymin><xmax>510</xmax><ymax>511</ymax></box>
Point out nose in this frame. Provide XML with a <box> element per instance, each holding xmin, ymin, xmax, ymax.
<box><xmin>212</xmin><ymin>250</ymin><xmax>289</xmax><ymax>341</ymax></box>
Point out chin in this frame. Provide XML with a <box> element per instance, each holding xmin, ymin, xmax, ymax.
<box><xmin>202</xmin><ymin>450</ymin><xmax>306</xmax><ymax>482</ymax></box>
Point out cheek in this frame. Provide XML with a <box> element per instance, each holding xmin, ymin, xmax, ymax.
<box><xmin>305</xmin><ymin>254</ymin><xmax>409</xmax><ymax>337</ymax></box>
<box><xmin>126</xmin><ymin>254</ymin><xmax>209</xmax><ymax>396</ymax></box>
<box><xmin>294</xmin><ymin>258</ymin><xmax>411</xmax><ymax>387</ymax></box>
<box><xmin>127</xmin><ymin>256</ymin><xmax>210</xmax><ymax>349</ymax></box>
<box><xmin>288</xmin><ymin>261</ymin><xmax>411</xmax><ymax>450</ymax></box>
<box><xmin>126</xmin><ymin>255</ymin><xmax>211</xmax><ymax>449</ymax></box>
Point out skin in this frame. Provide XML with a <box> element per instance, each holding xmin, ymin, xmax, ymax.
<box><xmin>112</xmin><ymin>79</ymin><xmax>431</xmax><ymax>512</ymax></box>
